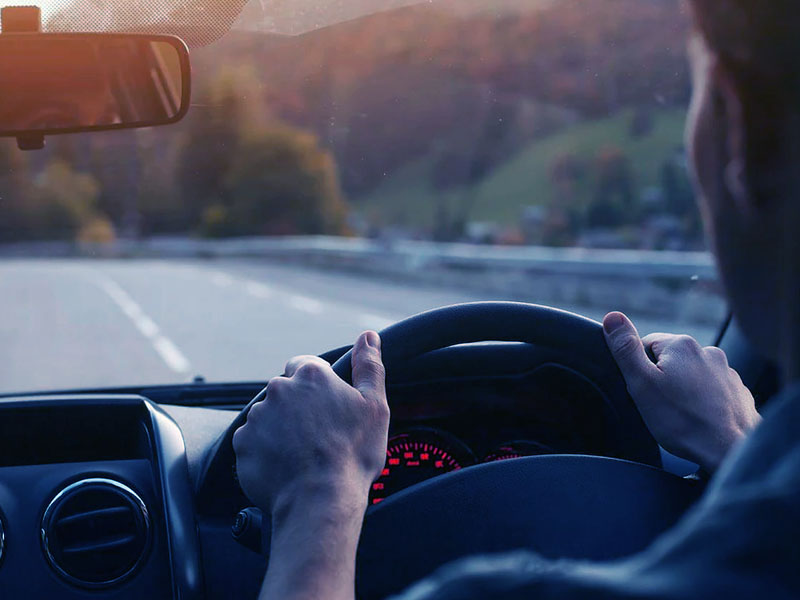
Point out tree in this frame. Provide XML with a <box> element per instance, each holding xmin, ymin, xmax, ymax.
<box><xmin>204</xmin><ymin>126</ymin><xmax>347</xmax><ymax>236</ymax></box>
<box><xmin>0</xmin><ymin>140</ymin><xmax>30</xmax><ymax>241</ymax></box>
<box><xmin>586</xmin><ymin>146</ymin><xmax>635</xmax><ymax>228</ymax></box>
<box><xmin>661</xmin><ymin>155</ymin><xmax>694</xmax><ymax>217</ymax></box>
<box><xmin>1</xmin><ymin>159</ymin><xmax>103</xmax><ymax>241</ymax></box>
<box><xmin>177</xmin><ymin>65</ymin><xmax>272</xmax><ymax>229</ymax></box>
<box><xmin>429</xmin><ymin>98</ymin><xmax>517</xmax><ymax>241</ymax></box>
<box><xmin>661</xmin><ymin>152</ymin><xmax>702</xmax><ymax>243</ymax></box>
<box><xmin>89</xmin><ymin>132</ymin><xmax>142</xmax><ymax>238</ymax></box>
<box><xmin>136</xmin><ymin>128</ymin><xmax>186</xmax><ymax>235</ymax></box>
<box><xmin>549</xmin><ymin>152</ymin><xmax>586</xmax><ymax>207</ymax></box>
<box><xmin>177</xmin><ymin>81</ymin><xmax>243</xmax><ymax>226</ymax></box>
<box><xmin>77</xmin><ymin>215</ymin><xmax>116</xmax><ymax>244</ymax></box>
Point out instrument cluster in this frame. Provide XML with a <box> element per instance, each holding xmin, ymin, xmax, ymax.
<box><xmin>369</xmin><ymin>428</ymin><xmax>553</xmax><ymax>505</ymax></box>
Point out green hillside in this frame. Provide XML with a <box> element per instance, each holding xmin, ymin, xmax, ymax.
<box><xmin>358</xmin><ymin>108</ymin><xmax>687</xmax><ymax>228</ymax></box>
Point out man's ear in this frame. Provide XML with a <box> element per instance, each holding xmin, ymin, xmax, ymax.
<box><xmin>713</xmin><ymin>59</ymin><xmax>791</xmax><ymax>213</ymax></box>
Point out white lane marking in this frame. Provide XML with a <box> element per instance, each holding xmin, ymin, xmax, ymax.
<box><xmin>200</xmin><ymin>266</ymin><xmax>400</xmax><ymax>327</ymax></box>
<box><xmin>96</xmin><ymin>277</ymin><xmax>191</xmax><ymax>374</ymax></box>
<box><xmin>211</xmin><ymin>272</ymin><xmax>234</xmax><ymax>287</ymax></box>
<box><xmin>152</xmin><ymin>337</ymin><xmax>192</xmax><ymax>374</ymax></box>
<box><xmin>288</xmin><ymin>294</ymin><xmax>324</xmax><ymax>314</ymax></box>
<box><xmin>358</xmin><ymin>313</ymin><xmax>396</xmax><ymax>331</ymax></box>
<box><xmin>245</xmin><ymin>280</ymin><xmax>273</xmax><ymax>299</ymax></box>
<box><xmin>136</xmin><ymin>314</ymin><xmax>160</xmax><ymax>338</ymax></box>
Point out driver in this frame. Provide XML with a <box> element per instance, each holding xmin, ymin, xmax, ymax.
<box><xmin>233</xmin><ymin>0</ymin><xmax>800</xmax><ymax>598</ymax></box>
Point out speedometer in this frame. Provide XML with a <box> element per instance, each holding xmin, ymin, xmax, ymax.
<box><xmin>484</xmin><ymin>441</ymin><xmax>555</xmax><ymax>462</ymax></box>
<box><xmin>369</xmin><ymin>429</ymin><xmax>474</xmax><ymax>505</ymax></box>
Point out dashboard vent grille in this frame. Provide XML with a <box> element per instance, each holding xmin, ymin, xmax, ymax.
<box><xmin>41</xmin><ymin>478</ymin><xmax>150</xmax><ymax>587</ymax></box>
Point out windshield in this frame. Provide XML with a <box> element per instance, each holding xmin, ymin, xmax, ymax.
<box><xmin>0</xmin><ymin>0</ymin><xmax>726</xmax><ymax>393</ymax></box>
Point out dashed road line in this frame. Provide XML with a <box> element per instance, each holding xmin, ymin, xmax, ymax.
<box><xmin>203</xmin><ymin>266</ymin><xmax>399</xmax><ymax>328</ymax></box>
<box><xmin>244</xmin><ymin>280</ymin><xmax>273</xmax><ymax>298</ymax></box>
<box><xmin>287</xmin><ymin>294</ymin><xmax>324</xmax><ymax>315</ymax></box>
<box><xmin>210</xmin><ymin>272</ymin><xmax>234</xmax><ymax>287</ymax></box>
<box><xmin>358</xmin><ymin>313</ymin><xmax>396</xmax><ymax>331</ymax></box>
<box><xmin>152</xmin><ymin>337</ymin><xmax>192</xmax><ymax>373</ymax></box>
<box><xmin>96</xmin><ymin>277</ymin><xmax>191</xmax><ymax>374</ymax></box>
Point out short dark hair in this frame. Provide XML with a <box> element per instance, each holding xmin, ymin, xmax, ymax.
<box><xmin>689</xmin><ymin>1</ymin><xmax>800</xmax><ymax>91</ymax></box>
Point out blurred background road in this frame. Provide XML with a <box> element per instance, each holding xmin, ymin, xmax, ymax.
<box><xmin>0</xmin><ymin>258</ymin><xmax>720</xmax><ymax>394</ymax></box>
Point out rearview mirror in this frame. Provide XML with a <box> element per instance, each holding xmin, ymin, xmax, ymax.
<box><xmin>0</xmin><ymin>33</ymin><xmax>191</xmax><ymax>149</ymax></box>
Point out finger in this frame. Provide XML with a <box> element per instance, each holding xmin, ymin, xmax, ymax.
<box><xmin>264</xmin><ymin>375</ymin><xmax>289</xmax><ymax>400</ymax></box>
<box><xmin>232</xmin><ymin>424</ymin><xmax>248</xmax><ymax>456</ymax></box>
<box><xmin>603</xmin><ymin>312</ymin><xmax>660</xmax><ymax>387</ymax></box>
<box><xmin>351</xmin><ymin>331</ymin><xmax>386</xmax><ymax>403</ymax></box>
<box><xmin>245</xmin><ymin>398</ymin><xmax>266</xmax><ymax>422</ymax></box>
<box><xmin>703</xmin><ymin>345</ymin><xmax>729</xmax><ymax>366</ymax></box>
<box><xmin>284</xmin><ymin>355</ymin><xmax>331</xmax><ymax>377</ymax></box>
<box><xmin>642</xmin><ymin>333</ymin><xmax>702</xmax><ymax>362</ymax></box>
<box><xmin>641</xmin><ymin>333</ymin><xmax>681</xmax><ymax>362</ymax></box>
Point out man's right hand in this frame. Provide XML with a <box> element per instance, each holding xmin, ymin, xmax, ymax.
<box><xmin>602</xmin><ymin>311</ymin><xmax>761</xmax><ymax>473</ymax></box>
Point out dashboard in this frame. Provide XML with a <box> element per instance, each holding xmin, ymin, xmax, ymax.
<box><xmin>0</xmin><ymin>306</ymin><xmax>775</xmax><ymax>600</ymax></box>
<box><xmin>0</xmin><ymin>342</ymin><xmax>706</xmax><ymax>599</ymax></box>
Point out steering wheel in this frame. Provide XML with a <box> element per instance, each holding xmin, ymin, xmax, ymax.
<box><xmin>197</xmin><ymin>302</ymin><xmax>703</xmax><ymax>599</ymax></box>
<box><xmin>333</xmin><ymin>301</ymin><xmax>660</xmax><ymax>464</ymax></box>
<box><xmin>329</xmin><ymin>302</ymin><xmax>700</xmax><ymax>598</ymax></box>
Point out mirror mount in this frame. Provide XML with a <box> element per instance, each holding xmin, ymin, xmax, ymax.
<box><xmin>1</xmin><ymin>6</ymin><xmax>42</xmax><ymax>33</ymax></box>
<box><xmin>16</xmin><ymin>133</ymin><xmax>45</xmax><ymax>151</ymax></box>
<box><xmin>0</xmin><ymin>11</ymin><xmax>191</xmax><ymax>150</ymax></box>
<box><xmin>2</xmin><ymin>6</ymin><xmax>45</xmax><ymax>150</ymax></box>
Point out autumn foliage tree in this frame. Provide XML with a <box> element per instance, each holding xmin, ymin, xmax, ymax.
<box><xmin>586</xmin><ymin>147</ymin><xmax>635</xmax><ymax>228</ymax></box>
<box><xmin>203</xmin><ymin>126</ymin><xmax>347</xmax><ymax>237</ymax></box>
<box><xmin>0</xmin><ymin>154</ymin><xmax>111</xmax><ymax>242</ymax></box>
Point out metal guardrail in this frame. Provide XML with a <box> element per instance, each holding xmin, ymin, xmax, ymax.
<box><xmin>0</xmin><ymin>235</ymin><xmax>717</xmax><ymax>278</ymax></box>
<box><xmin>0</xmin><ymin>236</ymin><xmax>722</xmax><ymax>323</ymax></box>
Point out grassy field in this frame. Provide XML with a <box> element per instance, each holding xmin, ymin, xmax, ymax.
<box><xmin>358</xmin><ymin>108</ymin><xmax>687</xmax><ymax>228</ymax></box>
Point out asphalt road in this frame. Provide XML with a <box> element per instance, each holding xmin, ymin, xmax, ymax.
<box><xmin>0</xmin><ymin>258</ymin><xmax>721</xmax><ymax>394</ymax></box>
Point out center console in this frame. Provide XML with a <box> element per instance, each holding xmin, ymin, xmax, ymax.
<box><xmin>0</xmin><ymin>395</ymin><xmax>201</xmax><ymax>599</ymax></box>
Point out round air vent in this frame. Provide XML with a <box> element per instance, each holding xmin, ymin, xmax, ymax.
<box><xmin>41</xmin><ymin>478</ymin><xmax>150</xmax><ymax>588</ymax></box>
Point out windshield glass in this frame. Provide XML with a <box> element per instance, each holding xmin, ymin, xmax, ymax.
<box><xmin>0</xmin><ymin>0</ymin><xmax>726</xmax><ymax>393</ymax></box>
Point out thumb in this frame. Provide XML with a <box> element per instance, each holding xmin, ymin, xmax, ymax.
<box><xmin>603</xmin><ymin>312</ymin><xmax>658</xmax><ymax>387</ymax></box>
<box><xmin>351</xmin><ymin>331</ymin><xmax>386</xmax><ymax>403</ymax></box>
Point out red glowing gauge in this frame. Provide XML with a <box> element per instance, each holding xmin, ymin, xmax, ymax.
<box><xmin>369</xmin><ymin>429</ymin><xmax>474</xmax><ymax>505</ymax></box>
<box><xmin>483</xmin><ymin>441</ymin><xmax>555</xmax><ymax>463</ymax></box>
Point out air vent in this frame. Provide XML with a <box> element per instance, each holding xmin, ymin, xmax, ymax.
<box><xmin>41</xmin><ymin>478</ymin><xmax>150</xmax><ymax>588</ymax></box>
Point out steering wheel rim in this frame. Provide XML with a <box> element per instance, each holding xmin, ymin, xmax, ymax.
<box><xmin>332</xmin><ymin>301</ymin><xmax>660</xmax><ymax>466</ymax></box>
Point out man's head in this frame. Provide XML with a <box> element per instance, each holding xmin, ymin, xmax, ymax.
<box><xmin>686</xmin><ymin>0</ymin><xmax>800</xmax><ymax>379</ymax></box>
